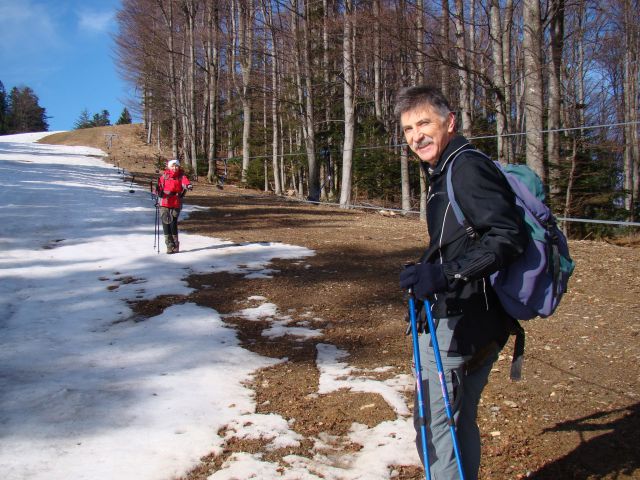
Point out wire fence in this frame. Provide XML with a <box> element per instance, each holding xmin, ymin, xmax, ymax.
<box><xmin>182</xmin><ymin>121</ymin><xmax>640</xmax><ymax>233</ymax></box>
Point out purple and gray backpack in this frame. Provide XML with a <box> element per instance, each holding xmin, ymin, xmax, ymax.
<box><xmin>447</xmin><ymin>150</ymin><xmax>575</xmax><ymax>380</ymax></box>
<box><xmin>447</xmin><ymin>150</ymin><xmax>575</xmax><ymax>320</ymax></box>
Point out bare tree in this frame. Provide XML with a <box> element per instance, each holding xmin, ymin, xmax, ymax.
<box><xmin>113</xmin><ymin>0</ymin><xmax>636</xmax><ymax>225</ymax></box>
<box><xmin>230</xmin><ymin>0</ymin><xmax>256</xmax><ymax>183</ymax></box>
<box><xmin>453</xmin><ymin>0</ymin><xmax>472</xmax><ymax>136</ymax></box>
<box><xmin>300</xmin><ymin>0</ymin><xmax>320</xmax><ymax>201</ymax></box>
<box><xmin>547</xmin><ymin>0</ymin><xmax>565</xmax><ymax>204</ymax></box>
<box><xmin>441</xmin><ymin>0</ymin><xmax>450</xmax><ymax>98</ymax></box>
<box><xmin>262</xmin><ymin>0</ymin><xmax>283</xmax><ymax>194</ymax></box>
<box><xmin>522</xmin><ymin>0</ymin><xmax>545</xmax><ymax>181</ymax></box>
<box><xmin>620</xmin><ymin>0</ymin><xmax>639</xmax><ymax>219</ymax></box>
<box><xmin>489</xmin><ymin>0</ymin><xmax>508</xmax><ymax>163</ymax></box>
<box><xmin>182</xmin><ymin>0</ymin><xmax>199</xmax><ymax>173</ymax></box>
<box><xmin>157</xmin><ymin>0</ymin><xmax>180</xmax><ymax>159</ymax></box>
<box><xmin>373</xmin><ymin>0</ymin><xmax>383</xmax><ymax>121</ymax></box>
<box><xmin>340</xmin><ymin>0</ymin><xmax>355</xmax><ymax>208</ymax></box>
<box><xmin>204</xmin><ymin>2</ymin><xmax>221</xmax><ymax>183</ymax></box>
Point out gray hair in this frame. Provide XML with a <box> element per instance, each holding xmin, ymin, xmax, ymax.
<box><xmin>393</xmin><ymin>86</ymin><xmax>453</xmax><ymax>121</ymax></box>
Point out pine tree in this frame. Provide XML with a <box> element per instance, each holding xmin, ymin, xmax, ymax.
<box><xmin>0</xmin><ymin>81</ymin><xmax>8</xmax><ymax>134</ymax></box>
<box><xmin>7</xmin><ymin>86</ymin><xmax>48</xmax><ymax>133</ymax></box>
<box><xmin>92</xmin><ymin>110</ymin><xmax>111</xmax><ymax>127</ymax></box>
<box><xmin>74</xmin><ymin>109</ymin><xmax>94</xmax><ymax>129</ymax></box>
<box><xmin>116</xmin><ymin>107</ymin><xmax>132</xmax><ymax>125</ymax></box>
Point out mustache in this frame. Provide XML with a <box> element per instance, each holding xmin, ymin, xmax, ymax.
<box><xmin>413</xmin><ymin>138</ymin><xmax>433</xmax><ymax>149</ymax></box>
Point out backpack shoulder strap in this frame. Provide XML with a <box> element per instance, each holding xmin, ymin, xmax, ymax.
<box><xmin>445</xmin><ymin>147</ymin><xmax>488</xmax><ymax>237</ymax></box>
<box><xmin>445</xmin><ymin>153</ymin><xmax>465</xmax><ymax>226</ymax></box>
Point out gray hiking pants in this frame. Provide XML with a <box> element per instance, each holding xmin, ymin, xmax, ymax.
<box><xmin>414</xmin><ymin>317</ymin><xmax>497</xmax><ymax>480</ymax></box>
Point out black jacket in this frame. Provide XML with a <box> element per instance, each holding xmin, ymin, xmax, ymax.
<box><xmin>421</xmin><ymin>135</ymin><xmax>528</xmax><ymax>355</ymax></box>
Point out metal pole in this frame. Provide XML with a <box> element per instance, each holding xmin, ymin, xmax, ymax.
<box><xmin>423</xmin><ymin>298</ymin><xmax>466</xmax><ymax>480</ymax></box>
<box><xmin>407</xmin><ymin>289</ymin><xmax>431</xmax><ymax>480</ymax></box>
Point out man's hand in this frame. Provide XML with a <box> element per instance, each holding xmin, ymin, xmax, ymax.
<box><xmin>186</xmin><ymin>184</ymin><xmax>193</xmax><ymax>191</ymax></box>
<box><xmin>399</xmin><ymin>263</ymin><xmax>448</xmax><ymax>299</ymax></box>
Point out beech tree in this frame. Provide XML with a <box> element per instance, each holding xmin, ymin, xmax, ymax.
<box><xmin>522</xmin><ymin>0</ymin><xmax>545</xmax><ymax>182</ymax></box>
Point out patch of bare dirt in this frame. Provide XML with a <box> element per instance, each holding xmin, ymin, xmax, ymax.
<box><xmin>43</xmin><ymin>126</ymin><xmax>640</xmax><ymax>479</ymax></box>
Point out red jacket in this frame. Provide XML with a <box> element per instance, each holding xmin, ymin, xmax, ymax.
<box><xmin>158</xmin><ymin>169</ymin><xmax>191</xmax><ymax>208</ymax></box>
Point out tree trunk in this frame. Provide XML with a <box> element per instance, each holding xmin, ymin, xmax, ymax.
<box><xmin>301</xmin><ymin>0</ymin><xmax>319</xmax><ymax>202</ymax></box>
<box><xmin>322</xmin><ymin>0</ymin><xmax>335</xmax><ymax>199</ymax></box>
<box><xmin>373</xmin><ymin>0</ymin><xmax>382</xmax><ymax>120</ymax></box>
<box><xmin>468</xmin><ymin>0</ymin><xmax>476</xmax><ymax>115</ymax></box>
<box><xmin>231</xmin><ymin>0</ymin><xmax>255</xmax><ymax>183</ymax></box>
<box><xmin>415</xmin><ymin>0</ymin><xmax>425</xmax><ymax>84</ymax></box>
<box><xmin>417</xmin><ymin>0</ymin><xmax>427</xmax><ymax>220</ymax></box>
<box><xmin>502</xmin><ymin>0</ymin><xmax>514</xmax><ymax>163</ymax></box>
<box><xmin>419</xmin><ymin>165</ymin><xmax>427</xmax><ymax>222</ymax></box>
<box><xmin>562</xmin><ymin>137</ymin><xmax>578</xmax><ymax>237</ymax></box>
<box><xmin>340</xmin><ymin>0</ymin><xmax>355</xmax><ymax>208</ymax></box>
<box><xmin>547</xmin><ymin>0</ymin><xmax>564</xmax><ymax>206</ymax></box>
<box><xmin>400</xmin><ymin>143</ymin><xmax>411</xmax><ymax>213</ymax></box>
<box><xmin>522</xmin><ymin>0</ymin><xmax>545</xmax><ymax>182</ymax></box>
<box><xmin>622</xmin><ymin>0</ymin><xmax>639</xmax><ymax>220</ymax></box>
<box><xmin>453</xmin><ymin>0</ymin><xmax>472</xmax><ymax>137</ymax></box>
<box><xmin>178</xmin><ymin>46</ymin><xmax>190</xmax><ymax>167</ymax></box>
<box><xmin>263</xmin><ymin>1</ymin><xmax>282</xmax><ymax>195</ymax></box>
<box><xmin>490</xmin><ymin>0</ymin><xmax>507</xmax><ymax>163</ymax></box>
<box><xmin>440</xmin><ymin>0</ymin><xmax>450</xmax><ymax>97</ymax></box>
<box><xmin>205</xmin><ymin>3</ymin><xmax>220</xmax><ymax>184</ymax></box>
<box><xmin>158</xmin><ymin>0</ymin><xmax>179</xmax><ymax>159</ymax></box>
<box><xmin>184</xmin><ymin>0</ymin><xmax>198</xmax><ymax>175</ymax></box>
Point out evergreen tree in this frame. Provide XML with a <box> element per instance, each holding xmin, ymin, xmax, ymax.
<box><xmin>92</xmin><ymin>110</ymin><xmax>111</xmax><ymax>127</ymax></box>
<box><xmin>74</xmin><ymin>109</ymin><xmax>94</xmax><ymax>129</ymax></box>
<box><xmin>7</xmin><ymin>86</ymin><xmax>48</xmax><ymax>133</ymax></box>
<box><xmin>0</xmin><ymin>81</ymin><xmax>8</xmax><ymax>134</ymax></box>
<box><xmin>116</xmin><ymin>107</ymin><xmax>132</xmax><ymax>125</ymax></box>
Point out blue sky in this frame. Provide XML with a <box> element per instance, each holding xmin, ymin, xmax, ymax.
<box><xmin>0</xmin><ymin>0</ymin><xmax>135</xmax><ymax>131</ymax></box>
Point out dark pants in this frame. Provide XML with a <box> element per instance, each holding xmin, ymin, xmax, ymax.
<box><xmin>160</xmin><ymin>207</ymin><xmax>180</xmax><ymax>249</ymax></box>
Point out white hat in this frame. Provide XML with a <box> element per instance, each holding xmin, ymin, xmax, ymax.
<box><xmin>168</xmin><ymin>159</ymin><xmax>180</xmax><ymax>167</ymax></box>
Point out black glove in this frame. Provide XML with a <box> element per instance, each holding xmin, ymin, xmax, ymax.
<box><xmin>186</xmin><ymin>184</ymin><xmax>193</xmax><ymax>191</ymax></box>
<box><xmin>404</xmin><ymin>299</ymin><xmax>428</xmax><ymax>335</ymax></box>
<box><xmin>399</xmin><ymin>263</ymin><xmax>448</xmax><ymax>299</ymax></box>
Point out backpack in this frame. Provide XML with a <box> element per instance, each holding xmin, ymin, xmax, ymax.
<box><xmin>446</xmin><ymin>150</ymin><xmax>575</xmax><ymax>379</ymax></box>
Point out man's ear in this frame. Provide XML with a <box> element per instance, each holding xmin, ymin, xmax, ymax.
<box><xmin>447</xmin><ymin>112</ymin><xmax>456</xmax><ymax>133</ymax></box>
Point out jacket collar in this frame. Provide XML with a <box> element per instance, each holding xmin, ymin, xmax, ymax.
<box><xmin>427</xmin><ymin>135</ymin><xmax>473</xmax><ymax>177</ymax></box>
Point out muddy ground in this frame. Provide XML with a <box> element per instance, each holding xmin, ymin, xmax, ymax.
<box><xmin>42</xmin><ymin>126</ymin><xmax>640</xmax><ymax>479</ymax></box>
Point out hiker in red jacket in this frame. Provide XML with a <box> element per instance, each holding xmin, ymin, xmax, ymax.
<box><xmin>157</xmin><ymin>159</ymin><xmax>192</xmax><ymax>253</ymax></box>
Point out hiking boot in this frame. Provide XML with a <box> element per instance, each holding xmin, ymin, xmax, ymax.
<box><xmin>165</xmin><ymin>235</ymin><xmax>176</xmax><ymax>254</ymax></box>
<box><xmin>172</xmin><ymin>235</ymin><xmax>180</xmax><ymax>253</ymax></box>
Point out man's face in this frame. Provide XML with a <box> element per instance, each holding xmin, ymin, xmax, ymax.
<box><xmin>400</xmin><ymin>104</ymin><xmax>455</xmax><ymax>167</ymax></box>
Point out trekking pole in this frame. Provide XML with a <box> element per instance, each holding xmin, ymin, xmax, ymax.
<box><xmin>151</xmin><ymin>181</ymin><xmax>160</xmax><ymax>254</ymax></box>
<box><xmin>407</xmin><ymin>287</ymin><xmax>431</xmax><ymax>480</ymax></box>
<box><xmin>422</xmin><ymin>297</ymin><xmax>466</xmax><ymax>480</ymax></box>
<box><xmin>154</xmin><ymin>204</ymin><xmax>160</xmax><ymax>254</ymax></box>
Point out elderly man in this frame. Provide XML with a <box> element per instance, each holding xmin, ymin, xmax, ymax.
<box><xmin>396</xmin><ymin>86</ymin><xmax>528</xmax><ymax>479</ymax></box>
